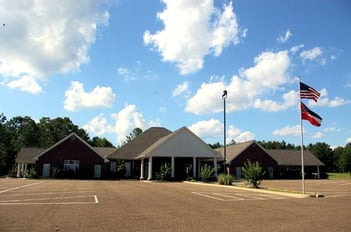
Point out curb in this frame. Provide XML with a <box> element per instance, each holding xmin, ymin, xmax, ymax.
<box><xmin>183</xmin><ymin>181</ymin><xmax>315</xmax><ymax>198</ymax></box>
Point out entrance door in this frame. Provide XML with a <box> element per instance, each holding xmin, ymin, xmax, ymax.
<box><xmin>42</xmin><ymin>163</ymin><xmax>50</xmax><ymax>177</ymax></box>
<box><xmin>236</xmin><ymin>167</ymin><xmax>241</xmax><ymax>178</ymax></box>
<box><xmin>94</xmin><ymin>165</ymin><xmax>101</xmax><ymax>178</ymax></box>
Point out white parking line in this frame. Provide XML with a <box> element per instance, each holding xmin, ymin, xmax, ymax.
<box><xmin>0</xmin><ymin>182</ymin><xmax>42</xmax><ymax>194</ymax></box>
<box><xmin>0</xmin><ymin>195</ymin><xmax>99</xmax><ymax>205</ymax></box>
<box><xmin>212</xmin><ymin>193</ymin><xmax>245</xmax><ymax>200</ymax></box>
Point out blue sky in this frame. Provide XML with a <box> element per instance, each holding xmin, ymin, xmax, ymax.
<box><xmin>1</xmin><ymin>0</ymin><xmax>350</xmax><ymax>148</ymax></box>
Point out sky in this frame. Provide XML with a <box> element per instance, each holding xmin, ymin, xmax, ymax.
<box><xmin>1</xmin><ymin>0</ymin><xmax>350</xmax><ymax>148</ymax></box>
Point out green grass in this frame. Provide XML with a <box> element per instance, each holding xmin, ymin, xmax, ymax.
<box><xmin>328</xmin><ymin>172</ymin><xmax>350</xmax><ymax>180</ymax></box>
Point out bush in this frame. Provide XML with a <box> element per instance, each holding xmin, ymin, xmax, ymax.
<box><xmin>217</xmin><ymin>173</ymin><xmax>233</xmax><ymax>185</ymax></box>
<box><xmin>200</xmin><ymin>164</ymin><xmax>214</xmax><ymax>182</ymax></box>
<box><xmin>241</xmin><ymin>159</ymin><xmax>265</xmax><ymax>188</ymax></box>
<box><xmin>27</xmin><ymin>168</ymin><xmax>39</xmax><ymax>179</ymax></box>
<box><xmin>156</xmin><ymin>163</ymin><xmax>172</xmax><ymax>181</ymax></box>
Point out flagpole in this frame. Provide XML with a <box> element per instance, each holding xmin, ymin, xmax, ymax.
<box><xmin>298</xmin><ymin>76</ymin><xmax>305</xmax><ymax>194</ymax></box>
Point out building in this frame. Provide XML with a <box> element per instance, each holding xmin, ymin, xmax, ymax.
<box><xmin>215</xmin><ymin>140</ymin><xmax>325</xmax><ymax>179</ymax></box>
<box><xmin>16</xmin><ymin>127</ymin><xmax>220</xmax><ymax>180</ymax></box>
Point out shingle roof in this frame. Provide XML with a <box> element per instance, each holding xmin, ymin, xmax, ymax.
<box><xmin>267</xmin><ymin>149</ymin><xmax>324</xmax><ymax>166</ymax></box>
<box><xmin>136</xmin><ymin>126</ymin><xmax>221</xmax><ymax>159</ymax></box>
<box><xmin>16</xmin><ymin>133</ymin><xmax>117</xmax><ymax>164</ymax></box>
<box><xmin>16</xmin><ymin>147</ymin><xmax>45</xmax><ymax>164</ymax></box>
<box><xmin>108</xmin><ymin>127</ymin><xmax>172</xmax><ymax>160</ymax></box>
<box><xmin>215</xmin><ymin>140</ymin><xmax>257</xmax><ymax>163</ymax></box>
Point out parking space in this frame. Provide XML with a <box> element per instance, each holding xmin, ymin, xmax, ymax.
<box><xmin>260</xmin><ymin>179</ymin><xmax>351</xmax><ymax>198</ymax></box>
<box><xmin>191</xmin><ymin>190</ymin><xmax>289</xmax><ymax>201</ymax></box>
<box><xmin>0</xmin><ymin>179</ymin><xmax>98</xmax><ymax>205</ymax></box>
<box><xmin>0</xmin><ymin>178</ymin><xmax>350</xmax><ymax>232</ymax></box>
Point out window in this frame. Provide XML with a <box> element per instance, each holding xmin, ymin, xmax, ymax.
<box><xmin>64</xmin><ymin>160</ymin><xmax>80</xmax><ymax>172</ymax></box>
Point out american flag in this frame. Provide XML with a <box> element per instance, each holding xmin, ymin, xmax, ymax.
<box><xmin>300</xmin><ymin>81</ymin><xmax>320</xmax><ymax>102</ymax></box>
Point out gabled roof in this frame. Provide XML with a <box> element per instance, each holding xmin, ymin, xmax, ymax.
<box><xmin>266</xmin><ymin>149</ymin><xmax>324</xmax><ymax>166</ymax></box>
<box><xmin>136</xmin><ymin>126</ymin><xmax>221</xmax><ymax>159</ymax></box>
<box><xmin>33</xmin><ymin>133</ymin><xmax>104</xmax><ymax>160</ymax></box>
<box><xmin>16</xmin><ymin>147</ymin><xmax>45</xmax><ymax>164</ymax></box>
<box><xmin>108</xmin><ymin>127</ymin><xmax>172</xmax><ymax>160</ymax></box>
<box><xmin>215</xmin><ymin>140</ymin><xmax>269</xmax><ymax>163</ymax></box>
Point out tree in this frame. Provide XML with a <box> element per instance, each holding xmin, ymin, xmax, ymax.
<box><xmin>308</xmin><ymin>142</ymin><xmax>335</xmax><ymax>171</ymax></box>
<box><xmin>89</xmin><ymin>137</ymin><xmax>114</xmax><ymax>147</ymax></box>
<box><xmin>208</xmin><ymin>142</ymin><xmax>221</xmax><ymax>149</ymax></box>
<box><xmin>334</xmin><ymin>144</ymin><xmax>351</xmax><ymax>173</ymax></box>
<box><xmin>123</xmin><ymin>128</ymin><xmax>143</xmax><ymax>145</ymax></box>
<box><xmin>241</xmin><ymin>159</ymin><xmax>265</xmax><ymax>188</ymax></box>
<box><xmin>38</xmin><ymin>117</ymin><xmax>90</xmax><ymax>147</ymax></box>
<box><xmin>0</xmin><ymin>113</ymin><xmax>15</xmax><ymax>176</ymax></box>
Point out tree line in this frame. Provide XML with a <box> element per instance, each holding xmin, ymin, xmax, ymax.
<box><xmin>209</xmin><ymin>139</ymin><xmax>351</xmax><ymax>173</ymax></box>
<box><xmin>0</xmin><ymin>113</ymin><xmax>114</xmax><ymax>176</ymax></box>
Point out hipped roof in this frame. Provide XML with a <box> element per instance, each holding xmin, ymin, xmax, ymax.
<box><xmin>267</xmin><ymin>149</ymin><xmax>324</xmax><ymax>166</ymax></box>
<box><xmin>108</xmin><ymin>127</ymin><xmax>172</xmax><ymax>160</ymax></box>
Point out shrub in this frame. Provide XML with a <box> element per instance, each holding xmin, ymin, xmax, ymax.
<box><xmin>217</xmin><ymin>173</ymin><xmax>233</xmax><ymax>185</ymax></box>
<box><xmin>241</xmin><ymin>159</ymin><xmax>265</xmax><ymax>188</ymax></box>
<box><xmin>156</xmin><ymin>163</ymin><xmax>172</xmax><ymax>181</ymax></box>
<box><xmin>200</xmin><ymin>164</ymin><xmax>214</xmax><ymax>182</ymax></box>
<box><xmin>116</xmin><ymin>160</ymin><xmax>126</xmax><ymax>178</ymax></box>
<box><xmin>27</xmin><ymin>168</ymin><xmax>39</xmax><ymax>179</ymax></box>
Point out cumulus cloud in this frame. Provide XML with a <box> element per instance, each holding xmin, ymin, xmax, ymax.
<box><xmin>64</xmin><ymin>81</ymin><xmax>115</xmax><ymax>111</ymax></box>
<box><xmin>185</xmin><ymin>50</ymin><xmax>291</xmax><ymax>114</ymax></box>
<box><xmin>6</xmin><ymin>75</ymin><xmax>42</xmax><ymax>94</ymax></box>
<box><xmin>84</xmin><ymin>104</ymin><xmax>160</xmax><ymax>145</ymax></box>
<box><xmin>309</xmin><ymin>88</ymin><xmax>350</xmax><ymax>108</ymax></box>
<box><xmin>189</xmin><ymin>119</ymin><xmax>254</xmax><ymax>143</ymax></box>
<box><xmin>144</xmin><ymin>0</ymin><xmax>241</xmax><ymax>74</ymax></box>
<box><xmin>0</xmin><ymin>0</ymin><xmax>109</xmax><ymax>93</ymax></box>
<box><xmin>311</xmin><ymin>132</ymin><xmax>324</xmax><ymax>139</ymax></box>
<box><xmin>277</xmin><ymin>30</ymin><xmax>292</xmax><ymax>43</ymax></box>
<box><xmin>83</xmin><ymin>113</ymin><xmax>114</xmax><ymax>136</ymax></box>
<box><xmin>273</xmin><ymin>125</ymin><xmax>301</xmax><ymax>137</ymax></box>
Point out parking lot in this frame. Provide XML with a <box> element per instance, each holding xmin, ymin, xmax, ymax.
<box><xmin>0</xmin><ymin>178</ymin><xmax>350</xmax><ymax>231</ymax></box>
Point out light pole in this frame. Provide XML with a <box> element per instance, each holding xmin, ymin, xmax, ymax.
<box><xmin>222</xmin><ymin>90</ymin><xmax>227</xmax><ymax>174</ymax></box>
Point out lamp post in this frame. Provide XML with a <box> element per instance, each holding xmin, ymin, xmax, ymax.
<box><xmin>222</xmin><ymin>90</ymin><xmax>227</xmax><ymax>174</ymax></box>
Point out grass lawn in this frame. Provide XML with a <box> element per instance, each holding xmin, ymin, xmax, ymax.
<box><xmin>328</xmin><ymin>172</ymin><xmax>351</xmax><ymax>180</ymax></box>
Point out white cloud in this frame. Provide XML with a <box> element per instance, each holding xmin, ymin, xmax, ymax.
<box><xmin>0</xmin><ymin>0</ymin><xmax>109</xmax><ymax>93</ymax></box>
<box><xmin>227</xmin><ymin>125</ymin><xmax>255</xmax><ymax>143</ymax></box>
<box><xmin>189</xmin><ymin>119</ymin><xmax>223</xmax><ymax>139</ymax></box>
<box><xmin>185</xmin><ymin>50</ymin><xmax>291</xmax><ymax>114</ymax></box>
<box><xmin>290</xmin><ymin>44</ymin><xmax>304</xmax><ymax>54</ymax></box>
<box><xmin>83</xmin><ymin>113</ymin><xmax>113</xmax><ymax>136</ymax></box>
<box><xmin>111</xmin><ymin>104</ymin><xmax>152</xmax><ymax>143</ymax></box>
<box><xmin>323</xmin><ymin>127</ymin><xmax>340</xmax><ymax>133</ymax></box>
<box><xmin>254</xmin><ymin>90</ymin><xmax>298</xmax><ymax>112</ymax></box>
<box><xmin>300</xmin><ymin>47</ymin><xmax>323</xmax><ymax>61</ymax></box>
<box><xmin>144</xmin><ymin>0</ymin><xmax>240</xmax><ymax>74</ymax></box>
<box><xmin>311</xmin><ymin>132</ymin><xmax>324</xmax><ymax>139</ymax></box>
<box><xmin>6</xmin><ymin>75</ymin><xmax>42</xmax><ymax>94</ymax></box>
<box><xmin>346</xmin><ymin>138</ymin><xmax>351</xmax><ymax>144</ymax></box>
<box><xmin>64</xmin><ymin>81</ymin><xmax>115</xmax><ymax>111</ymax></box>
<box><xmin>172</xmin><ymin>81</ymin><xmax>190</xmax><ymax>97</ymax></box>
<box><xmin>309</xmin><ymin>88</ymin><xmax>351</xmax><ymax>108</ymax></box>
<box><xmin>273</xmin><ymin>125</ymin><xmax>301</xmax><ymax>137</ymax></box>
<box><xmin>277</xmin><ymin>30</ymin><xmax>292</xmax><ymax>43</ymax></box>
<box><xmin>189</xmin><ymin>119</ymin><xmax>254</xmax><ymax>143</ymax></box>
<box><xmin>84</xmin><ymin>104</ymin><xmax>160</xmax><ymax>145</ymax></box>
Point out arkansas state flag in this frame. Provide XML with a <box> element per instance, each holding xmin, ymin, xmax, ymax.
<box><xmin>301</xmin><ymin>102</ymin><xmax>322</xmax><ymax>127</ymax></box>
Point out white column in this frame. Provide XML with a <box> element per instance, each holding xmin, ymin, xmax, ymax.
<box><xmin>147</xmin><ymin>157</ymin><xmax>153</xmax><ymax>180</ymax></box>
<box><xmin>21</xmin><ymin>163</ymin><xmax>24</xmax><ymax>177</ymax></box>
<box><xmin>17</xmin><ymin>163</ymin><xmax>21</xmax><ymax>178</ymax></box>
<box><xmin>317</xmin><ymin>166</ymin><xmax>320</xmax><ymax>179</ymax></box>
<box><xmin>24</xmin><ymin>164</ymin><xmax>28</xmax><ymax>176</ymax></box>
<box><xmin>193</xmin><ymin>157</ymin><xmax>196</xmax><ymax>178</ymax></box>
<box><xmin>171</xmin><ymin>156</ymin><xmax>175</xmax><ymax>179</ymax></box>
<box><xmin>214</xmin><ymin>156</ymin><xmax>218</xmax><ymax>177</ymax></box>
<box><xmin>140</xmin><ymin>159</ymin><xmax>144</xmax><ymax>180</ymax></box>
